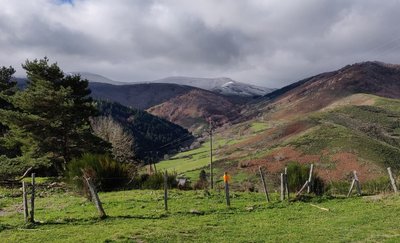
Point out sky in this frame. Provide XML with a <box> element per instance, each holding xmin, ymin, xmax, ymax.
<box><xmin>1</xmin><ymin>0</ymin><xmax>400</xmax><ymax>88</ymax></box>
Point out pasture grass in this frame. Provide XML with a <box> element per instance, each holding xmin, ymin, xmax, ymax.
<box><xmin>1</xmin><ymin>186</ymin><xmax>400</xmax><ymax>242</ymax></box>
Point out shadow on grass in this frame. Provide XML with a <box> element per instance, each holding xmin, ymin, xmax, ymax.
<box><xmin>32</xmin><ymin>213</ymin><xmax>169</xmax><ymax>227</ymax></box>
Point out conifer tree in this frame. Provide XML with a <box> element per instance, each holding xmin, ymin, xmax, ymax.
<box><xmin>1</xmin><ymin>58</ymin><xmax>109</xmax><ymax>172</ymax></box>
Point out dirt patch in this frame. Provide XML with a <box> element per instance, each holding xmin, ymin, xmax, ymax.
<box><xmin>242</xmin><ymin>147</ymin><xmax>383</xmax><ymax>182</ymax></box>
<box><xmin>322</xmin><ymin>152</ymin><xmax>383</xmax><ymax>182</ymax></box>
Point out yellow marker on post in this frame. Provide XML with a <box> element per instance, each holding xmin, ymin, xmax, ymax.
<box><xmin>223</xmin><ymin>172</ymin><xmax>231</xmax><ymax>207</ymax></box>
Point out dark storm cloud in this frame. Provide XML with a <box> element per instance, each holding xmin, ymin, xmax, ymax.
<box><xmin>1</xmin><ymin>0</ymin><xmax>400</xmax><ymax>87</ymax></box>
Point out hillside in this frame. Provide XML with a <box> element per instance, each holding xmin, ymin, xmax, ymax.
<box><xmin>96</xmin><ymin>101</ymin><xmax>194</xmax><ymax>162</ymax></box>
<box><xmin>157</xmin><ymin>62</ymin><xmax>400</xmax><ymax>185</ymax></box>
<box><xmin>147</xmin><ymin>89</ymin><xmax>242</xmax><ymax>133</ymax></box>
<box><xmin>255</xmin><ymin>61</ymin><xmax>400</xmax><ymax>120</ymax></box>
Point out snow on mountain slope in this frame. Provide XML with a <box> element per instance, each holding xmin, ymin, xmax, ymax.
<box><xmin>150</xmin><ymin>76</ymin><xmax>274</xmax><ymax>97</ymax></box>
<box><xmin>70</xmin><ymin>72</ymin><xmax>274</xmax><ymax>97</ymax></box>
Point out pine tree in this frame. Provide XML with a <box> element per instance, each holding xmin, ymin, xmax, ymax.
<box><xmin>2</xmin><ymin>58</ymin><xmax>109</xmax><ymax>172</ymax></box>
<box><xmin>0</xmin><ymin>66</ymin><xmax>18</xmax><ymax>156</ymax></box>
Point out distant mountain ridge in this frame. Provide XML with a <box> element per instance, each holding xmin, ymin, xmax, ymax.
<box><xmin>89</xmin><ymin>82</ymin><xmax>198</xmax><ymax>110</ymax></box>
<box><xmin>148</xmin><ymin>76</ymin><xmax>274</xmax><ymax>97</ymax></box>
<box><xmin>75</xmin><ymin>72</ymin><xmax>274</xmax><ymax>97</ymax></box>
<box><xmin>70</xmin><ymin>72</ymin><xmax>127</xmax><ymax>85</ymax></box>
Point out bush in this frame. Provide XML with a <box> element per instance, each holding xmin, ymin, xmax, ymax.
<box><xmin>67</xmin><ymin>153</ymin><xmax>137</xmax><ymax>193</ymax></box>
<box><xmin>286</xmin><ymin>162</ymin><xmax>326</xmax><ymax>195</ymax></box>
<box><xmin>193</xmin><ymin>170</ymin><xmax>209</xmax><ymax>190</ymax></box>
<box><xmin>360</xmin><ymin>177</ymin><xmax>391</xmax><ymax>195</ymax></box>
<box><xmin>327</xmin><ymin>177</ymin><xmax>392</xmax><ymax>196</ymax></box>
<box><xmin>131</xmin><ymin>171</ymin><xmax>178</xmax><ymax>190</ymax></box>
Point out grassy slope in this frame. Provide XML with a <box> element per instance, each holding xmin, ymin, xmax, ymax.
<box><xmin>156</xmin><ymin>132</ymin><xmax>250</xmax><ymax>179</ymax></box>
<box><xmin>155</xmin><ymin>94</ymin><xmax>400</xmax><ymax>186</ymax></box>
<box><xmin>1</xmin><ymin>187</ymin><xmax>400</xmax><ymax>242</ymax></box>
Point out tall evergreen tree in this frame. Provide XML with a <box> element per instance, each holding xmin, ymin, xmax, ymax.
<box><xmin>0</xmin><ymin>66</ymin><xmax>18</xmax><ymax>155</ymax></box>
<box><xmin>2</xmin><ymin>58</ymin><xmax>109</xmax><ymax>172</ymax></box>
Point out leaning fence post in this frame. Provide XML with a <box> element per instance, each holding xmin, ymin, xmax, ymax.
<box><xmin>258</xmin><ymin>166</ymin><xmax>270</xmax><ymax>202</ymax></box>
<box><xmin>307</xmin><ymin>164</ymin><xmax>314</xmax><ymax>193</ymax></box>
<box><xmin>347</xmin><ymin>170</ymin><xmax>361</xmax><ymax>197</ymax></box>
<box><xmin>347</xmin><ymin>179</ymin><xmax>356</xmax><ymax>197</ymax></box>
<box><xmin>387</xmin><ymin>167</ymin><xmax>398</xmax><ymax>194</ymax></box>
<box><xmin>83</xmin><ymin>176</ymin><xmax>107</xmax><ymax>219</ymax></box>
<box><xmin>22</xmin><ymin>181</ymin><xmax>29</xmax><ymax>223</ymax></box>
<box><xmin>164</xmin><ymin>170</ymin><xmax>168</xmax><ymax>211</ymax></box>
<box><xmin>296</xmin><ymin>164</ymin><xmax>314</xmax><ymax>197</ymax></box>
<box><xmin>30</xmin><ymin>173</ymin><xmax>35</xmax><ymax>223</ymax></box>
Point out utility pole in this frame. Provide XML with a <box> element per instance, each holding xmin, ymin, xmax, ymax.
<box><xmin>209</xmin><ymin>120</ymin><xmax>213</xmax><ymax>189</ymax></box>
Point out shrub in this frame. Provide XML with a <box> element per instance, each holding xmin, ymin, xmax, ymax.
<box><xmin>66</xmin><ymin>153</ymin><xmax>137</xmax><ymax>193</ymax></box>
<box><xmin>286</xmin><ymin>162</ymin><xmax>326</xmax><ymax>195</ymax></box>
<box><xmin>193</xmin><ymin>170</ymin><xmax>209</xmax><ymax>190</ymax></box>
<box><xmin>361</xmin><ymin>177</ymin><xmax>391</xmax><ymax>195</ymax></box>
<box><xmin>131</xmin><ymin>171</ymin><xmax>178</xmax><ymax>190</ymax></box>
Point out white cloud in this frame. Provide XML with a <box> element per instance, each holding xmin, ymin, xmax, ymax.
<box><xmin>1</xmin><ymin>0</ymin><xmax>400</xmax><ymax>87</ymax></box>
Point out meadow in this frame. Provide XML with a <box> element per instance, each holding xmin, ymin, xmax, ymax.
<box><xmin>1</xmin><ymin>184</ymin><xmax>400</xmax><ymax>242</ymax></box>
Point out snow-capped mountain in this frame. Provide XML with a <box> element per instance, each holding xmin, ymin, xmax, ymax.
<box><xmin>72</xmin><ymin>72</ymin><xmax>274</xmax><ymax>97</ymax></box>
<box><xmin>149</xmin><ymin>76</ymin><xmax>274</xmax><ymax>97</ymax></box>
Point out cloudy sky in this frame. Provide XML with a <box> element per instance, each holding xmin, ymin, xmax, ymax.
<box><xmin>1</xmin><ymin>0</ymin><xmax>400</xmax><ymax>87</ymax></box>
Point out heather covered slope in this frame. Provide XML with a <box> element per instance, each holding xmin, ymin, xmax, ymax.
<box><xmin>253</xmin><ymin>61</ymin><xmax>400</xmax><ymax>120</ymax></box>
<box><xmin>147</xmin><ymin>89</ymin><xmax>242</xmax><ymax>133</ymax></box>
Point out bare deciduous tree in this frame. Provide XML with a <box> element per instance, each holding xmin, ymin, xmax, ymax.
<box><xmin>90</xmin><ymin>116</ymin><xmax>135</xmax><ymax>163</ymax></box>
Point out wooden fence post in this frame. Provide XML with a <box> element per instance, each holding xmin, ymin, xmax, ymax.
<box><xmin>280</xmin><ymin>173</ymin><xmax>285</xmax><ymax>201</ymax></box>
<box><xmin>387</xmin><ymin>167</ymin><xmax>398</xmax><ymax>194</ymax></box>
<box><xmin>224</xmin><ymin>172</ymin><xmax>231</xmax><ymax>207</ymax></box>
<box><xmin>347</xmin><ymin>170</ymin><xmax>361</xmax><ymax>197</ymax></box>
<box><xmin>354</xmin><ymin>171</ymin><xmax>361</xmax><ymax>196</ymax></box>
<box><xmin>258</xmin><ymin>166</ymin><xmax>270</xmax><ymax>202</ymax></box>
<box><xmin>296</xmin><ymin>164</ymin><xmax>314</xmax><ymax>197</ymax></box>
<box><xmin>164</xmin><ymin>170</ymin><xmax>168</xmax><ymax>211</ymax></box>
<box><xmin>22</xmin><ymin>181</ymin><xmax>29</xmax><ymax>223</ymax></box>
<box><xmin>284</xmin><ymin>167</ymin><xmax>289</xmax><ymax>200</ymax></box>
<box><xmin>83</xmin><ymin>176</ymin><xmax>107</xmax><ymax>219</ymax></box>
<box><xmin>30</xmin><ymin>173</ymin><xmax>35</xmax><ymax>223</ymax></box>
<box><xmin>307</xmin><ymin>164</ymin><xmax>314</xmax><ymax>193</ymax></box>
<box><xmin>347</xmin><ymin>179</ymin><xmax>356</xmax><ymax>197</ymax></box>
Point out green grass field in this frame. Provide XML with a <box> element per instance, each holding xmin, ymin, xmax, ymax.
<box><xmin>1</xmin><ymin>186</ymin><xmax>400</xmax><ymax>242</ymax></box>
<box><xmin>156</xmin><ymin>135</ymin><xmax>245</xmax><ymax>180</ymax></box>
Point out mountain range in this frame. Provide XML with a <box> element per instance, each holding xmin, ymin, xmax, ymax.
<box><xmin>86</xmin><ymin>76</ymin><xmax>272</xmax><ymax>132</ymax></box>
<box><xmin>15</xmin><ymin>61</ymin><xmax>400</xmax><ymax>176</ymax></box>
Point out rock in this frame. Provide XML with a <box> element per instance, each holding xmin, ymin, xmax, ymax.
<box><xmin>189</xmin><ymin>209</ymin><xmax>205</xmax><ymax>215</ymax></box>
<box><xmin>245</xmin><ymin>206</ymin><xmax>254</xmax><ymax>212</ymax></box>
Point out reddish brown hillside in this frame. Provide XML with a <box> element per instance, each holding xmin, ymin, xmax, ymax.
<box><xmin>147</xmin><ymin>89</ymin><xmax>241</xmax><ymax>132</ymax></box>
<box><xmin>259</xmin><ymin>61</ymin><xmax>400</xmax><ymax>119</ymax></box>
